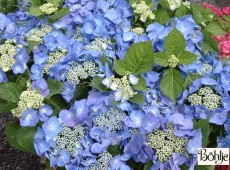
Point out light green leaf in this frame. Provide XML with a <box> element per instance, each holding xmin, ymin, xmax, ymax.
<box><xmin>47</xmin><ymin>79</ymin><xmax>63</xmax><ymax>99</ymax></box>
<box><xmin>155</xmin><ymin>10</ymin><xmax>171</xmax><ymax>24</ymax></box>
<box><xmin>205</xmin><ymin>22</ymin><xmax>225</xmax><ymax>36</ymax></box>
<box><xmin>177</xmin><ymin>50</ymin><xmax>198</xmax><ymax>65</ymax></box>
<box><xmin>153</xmin><ymin>52</ymin><xmax>169</xmax><ymax>67</ymax></box>
<box><xmin>48</xmin><ymin>7</ymin><xmax>69</xmax><ymax>23</ymax></box>
<box><xmin>30</xmin><ymin>0</ymin><xmax>44</xmax><ymax>7</ymax></box>
<box><xmin>47</xmin><ymin>0</ymin><xmax>63</xmax><ymax>5</ymax></box>
<box><xmin>164</xmin><ymin>28</ymin><xmax>186</xmax><ymax>55</ymax></box>
<box><xmin>125</xmin><ymin>42</ymin><xmax>155</xmax><ymax>74</ymax></box>
<box><xmin>16</xmin><ymin>126</ymin><xmax>37</xmax><ymax>154</ymax></box>
<box><xmin>203</xmin><ymin>30</ymin><xmax>219</xmax><ymax>53</ymax></box>
<box><xmin>114</xmin><ymin>60</ymin><xmax>129</xmax><ymax>76</ymax></box>
<box><xmin>0</xmin><ymin>82</ymin><xmax>22</xmax><ymax>103</ymax></box>
<box><xmin>200</xmin><ymin>42</ymin><xmax>214</xmax><ymax>52</ymax></box>
<box><xmin>26</xmin><ymin>40</ymin><xmax>41</xmax><ymax>53</ymax></box>
<box><xmin>194</xmin><ymin>118</ymin><xmax>211</xmax><ymax>147</ymax></box>
<box><xmin>183</xmin><ymin>74</ymin><xmax>202</xmax><ymax>89</ymax></box>
<box><xmin>160</xmin><ymin>68</ymin><xmax>184</xmax><ymax>103</ymax></box>
<box><xmin>0</xmin><ymin>99</ymin><xmax>17</xmax><ymax>112</ymax></box>
<box><xmin>191</xmin><ymin>5</ymin><xmax>203</xmax><ymax>24</ymax></box>
<box><xmin>129</xmin><ymin>93</ymin><xmax>145</xmax><ymax>106</ymax></box>
<box><xmin>90</xmin><ymin>77</ymin><xmax>109</xmax><ymax>92</ymax></box>
<box><xmin>133</xmin><ymin>75</ymin><xmax>146</xmax><ymax>91</ymax></box>
<box><xmin>159</xmin><ymin>0</ymin><xmax>172</xmax><ymax>14</ymax></box>
<box><xmin>194</xmin><ymin>165</ymin><xmax>215</xmax><ymax>170</ymax></box>
<box><xmin>28</xmin><ymin>7</ymin><xmax>43</xmax><ymax>17</ymax></box>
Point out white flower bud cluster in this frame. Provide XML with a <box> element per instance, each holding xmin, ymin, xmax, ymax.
<box><xmin>0</xmin><ymin>40</ymin><xmax>17</xmax><ymax>72</ymax></box>
<box><xmin>132</xmin><ymin>1</ymin><xmax>155</xmax><ymax>22</ymax></box>
<box><xmin>166</xmin><ymin>0</ymin><xmax>182</xmax><ymax>10</ymax></box>
<box><xmin>26</xmin><ymin>25</ymin><xmax>52</xmax><ymax>42</ymax></box>
<box><xmin>168</xmin><ymin>54</ymin><xmax>179</xmax><ymax>68</ymax></box>
<box><xmin>43</xmin><ymin>50</ymin><xmax>66</xmax><ymax>74</ymax></box>
<box><xmin>89</xmin><ymin>152</ymin><xmax>112</xmax><ymax>170</ymax></box>
<box><xmin>131</xmin><ymin>27</ymin><xmax>145</xmax><ymax>35</ymax></box>
<box><xmin>111</xmin><ymin>75</ymin><xmax>136</xmax><ymax>101</ymax></box>
<box><xmin>197</xmin><ymin>63</ymin><xmax>213</xmax><ymax>75</ymax></box>
<box><xmin>148</xmin><ymin>127</ymin><xmax>188</xmax><ymax>162</ymax></box>
<box><xmin>11</xmin><ymin>90</ymin><xmax>44</xmax><ymax>117</ymax></box>
<box><xmin>55</xmin><ymin>124</ymin><xmax>85</xmax><ymax>154</ymax></box>
<box><xmin>84</xmin><ymin>38</ymin><xmax>110</xmax><ymax>52</ymax></box>
<box><xmin>66</xmin><ymin>61</ymin><xmax>98</xmax><ymax>85</ymax></box>
<box><xmin>72</xmin><ymin>27</ymin><xmax>84</xmax><ymax>42</ymax></box>
<box><xmin>93</xmin><ymin>107</ymin><xmax>126</xmax><ymax>132</ymax></box>
<box><xmin>188</xmin><ymin>86</ymin><xmax>221</xmax><ymax>111</ymax></box>
<box><xmin>39</xmin><ymin>3</ymin><xmax>58</xmax><ymax>15</ymax></box>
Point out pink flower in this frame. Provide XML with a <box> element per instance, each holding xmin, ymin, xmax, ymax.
<box><xmin>222</xmin><ymin>6</ymin><xmax>230</xmax><ymax>15</ymax></box>
<box><xmin>219</xmin><ymin>40</ymin><xmax>230</xmax><ymax>59</ymax></box>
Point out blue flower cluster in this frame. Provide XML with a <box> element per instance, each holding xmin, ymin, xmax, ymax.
<box><xmin>1</xmin><ymin>0</ymin><xmax>230</xmax><ymax>169</ymax></box>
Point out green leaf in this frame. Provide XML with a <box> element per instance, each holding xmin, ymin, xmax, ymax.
<box><xmin>30</xmin><ymin>0</ymin><xmax>44</xmax><ymax>7</ymax></box>
<box><xmin>175</xmin><ymin>4</ymin><xmax>188</xmax><ymax>18</ymax></box>
<box><xmin>194</xmin><ymin>165</ymin><xmax>215</xmax><ymax>170</ymax></box>
<box><xmin>107</xmin><ymin>144</ymin><xmax>122</xmax><ymax>156</ymax></box>
<box><xmin>159</xmin><ymin>0</ymin><xmax>172</xmax><ymax>14</ymax></box>
<box><xmin>177</xmin><ymin>50</ymin><xmax>198</xmax><ymax>65</ymax></box>
<box><xmin>16</xmin><ymin>126</ymin><xmax>37</xmax><ymax>154</ymax></box>
<box><xmin>90</xmin><ymin>77</ymin><xmax>109</xmax><ymax>92</ymax></box>
<box><xmin>191</xmin><ymin>5</ymin><xmax>203</xmax><ymax>24</ymax></box>
<box><xmin>73</xmin><ymin>85</ymin><xmax>90</xmax><ymax>101</ymax></box>
<box><xmin>194</xmin><ymin>118</ymin><xmax>211</xmax><ymax>147</ymax></box>
<box><xmin>16</xmin><ymin>70</ymin><xmax>30</xmax><ymax>91</ymax></box>
<box><xmin>164</xmin><ymin>28</ymin><xmax>186</xmax><ymax>55</ymax></box>
<box><xmin>45</xmin><ymin>94</ymin><xmax>67</xmax><ymax>116</ymax></box>
<box><xmin>183</xmin><ymin>74</ymin><xmax>202</xmax><ymax>89</ymax></box>
<box><xmin>5</xmin><ymin>123</ymin><xmax>27</xmax><ymax>152</ymax></box>
<box><xmin>26</xmin><ymin>40</ymin><xmax>41</xmax><ymax>53</ymax></box>
<box><xmin>0</xmin><ymin>82</ymin><xmax>22</xmax><ymax>103</ymax></box>
<box><xmin>144</xmin><ymin>161</ymin><xmax>153</xmax><ymax>170</ymax></box>
<box><xmin>160</xmin><ymin>68</ymin><xmax>184</xmax><ymax>103</ymax></box>
<box><xmin>28</xmin><ymin>7</ymin><xmax>43</xmax><ymax>17</ymax></box>
<box><xmin>155</xmin><ymin>10</ymin><xmax>171</xmax><ymax>24</ymax></box>
<box><xmin>47</xmin><ymin>0</ymin><xmax>63</xmax><ymax>5</ymax></box>
<box><xmin>205</xmin><ymin>22</ymin><xmax>225</xmax><ymax>36</ymax></box>
<box><xmin>203</xmin><ymin>30</ymin><xmax>219</xmax><ymax>53</ymax></box>
<box><xmin>153</xmin><ymin>52</ymin><xmax>169</xmax><ymax>67</ymax></box>
<box><xmin>47</xmin><ymin>79</ymin><xmax>63</xmax><ymax>99</ymax></box>
<box><xmin>124</xmin><ymin>41</ymin><xmax>155</xmax><ymax>74</ymax></box>
<box><xmin>133</xmin><ymin>75</ymin><xmax>146</xmax><ymax>91</ymax></box>
<box><xmin>0</xmin><ymin>0</ymin><xmax>17</xmax><ymax>14</ymax></box>
<box><xmin>0</xmin><ymin>99</ymin><xmax>17</xmax><ymax>112</ymax></box>
<box><xmin>129</xmin><ymin>93</ymin><xmax>145</xmax><ymax>106</ymax></box>
<box><xmin>48</xmin><ymin>8</ymin><xmax>69</xmax><ymax>23</ymax></box>
<box><xmin>200</xmin><ymin>42</ymin><xmax>214</xmax><ymax>52</ymax></box>
<box><xmin>114</xmin><ymin>60</ymin><xmax>129</xmax><ymax>76</ymax></box>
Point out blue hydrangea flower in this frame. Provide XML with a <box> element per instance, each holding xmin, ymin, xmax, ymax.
<box><xmin>20</xmin><ymin>109</ymin><xmax>39</xmax><ymax>127</ymax></box>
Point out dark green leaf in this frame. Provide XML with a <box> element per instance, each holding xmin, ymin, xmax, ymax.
<box><xmin>203</xmin><ymin>30</ymin><xmax>219</xmax><ymax>53</ymax></box>
<box><xmin>160</xmin><ymin>68</ymin><xmax>184</xmax><ymax>103</ymax></box>
<box><xmin>159</xmin><ymin>0</ymin><xmax>172</xmax><ymax>14</ymax></box>
<box><xmin>183</xmin><ymin>74</ymin><xmax>202</xmax><ymax>89</ymax></box>
<box><xmin>133</xmin><ymin>75</ymin><xmax>147</xmax><ymax>91</ymax></box>
<box><xmin>178</xmin><ymin>50</ymin><xmax>198</xmax><ymax>65</ymax></box>
<box><xmin>175</xmin><ymin>4</ymin><xmax>188</xmax><ymax>18</ymax></box>
<box><xmin>73</xmin><ymin>85</ymin><xmax>90</xmax><ymax>101</ymax></box>
<box><xmin>90</xmin><ymin>77</ymin><xmax>109</xmax><ymax>92</ymax></box>
<box><xmin>0</xmin><ymin>99</ymin><xmax>17</xmax><ymax>112</ymax></box>
<box><xmin>129</xmin><ymin>93</ymin><xmax>145</xmax><ymax>106</ymax></box>
<box><xmin>194</xmin><ymin>118</ymin><xmax>211</xmax><ymax>147</ymax></box>
<box><xmin>194</xmin><ymin>165</ymin><xmax>215</xmax><ymax>170</ymax></box>
<box><xmin>205</xmin><ymin>22</ymin><xmax>225</xmax><ymax>36</ymax></box>
<box><xmin>200</xmin><ymin>42</ymin><xmax>214</xmax><ymax>52</ymax></box>
<box><xmin>154</xmin><ymin>52</ymin><xmax>169</xmax><ymax>67</ymax></box>
<box><xmin>47</xmin><ymin>79</ymin><xmax>63</xmax><ymax>99</ymax></box>
<box><xmin>107</xmin><ymin>144</ymin><xmax>122</xmax><ymax>156</ymax></box>
<box><xmin>124</xmin><ymin>41</ymin><xmax>155</xmax><ymax>74</ymax></box>
<box><xmin>5</xmin><ymin>123</ymin><xmax>27</xmax><ymax>152</ymax></box>
<box><xmin>155</xmin><ymin>10</ymin><xmax>171</xmax><ymax>24</ymax></box>
<box><xmin>16</xmin><ymin>126</ymin><xmax>37</xmax><ymax>154</ymax></box>
<box><xmin>0</xmin><ymin>82</ymin><xmax>22</xmax><ymax>103</ymax></box>
<box><xmin>144</xmin><ymin>161</ymin><xmax>153</xmax><ymax>170</ymax></box>
<box><xmin>164</xmin><ymin>28</ymin><xmax>186</xmax><ymax>55</ymax></box>
<box><xmin>0</xmin><ymin>0</ymin><xmax>17</xmax><ymax>13</ymax></box>
<box><xmin>48</xmin><ymin>8</ymin><xmax>69</xmax><ymax>23</ymax></box>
